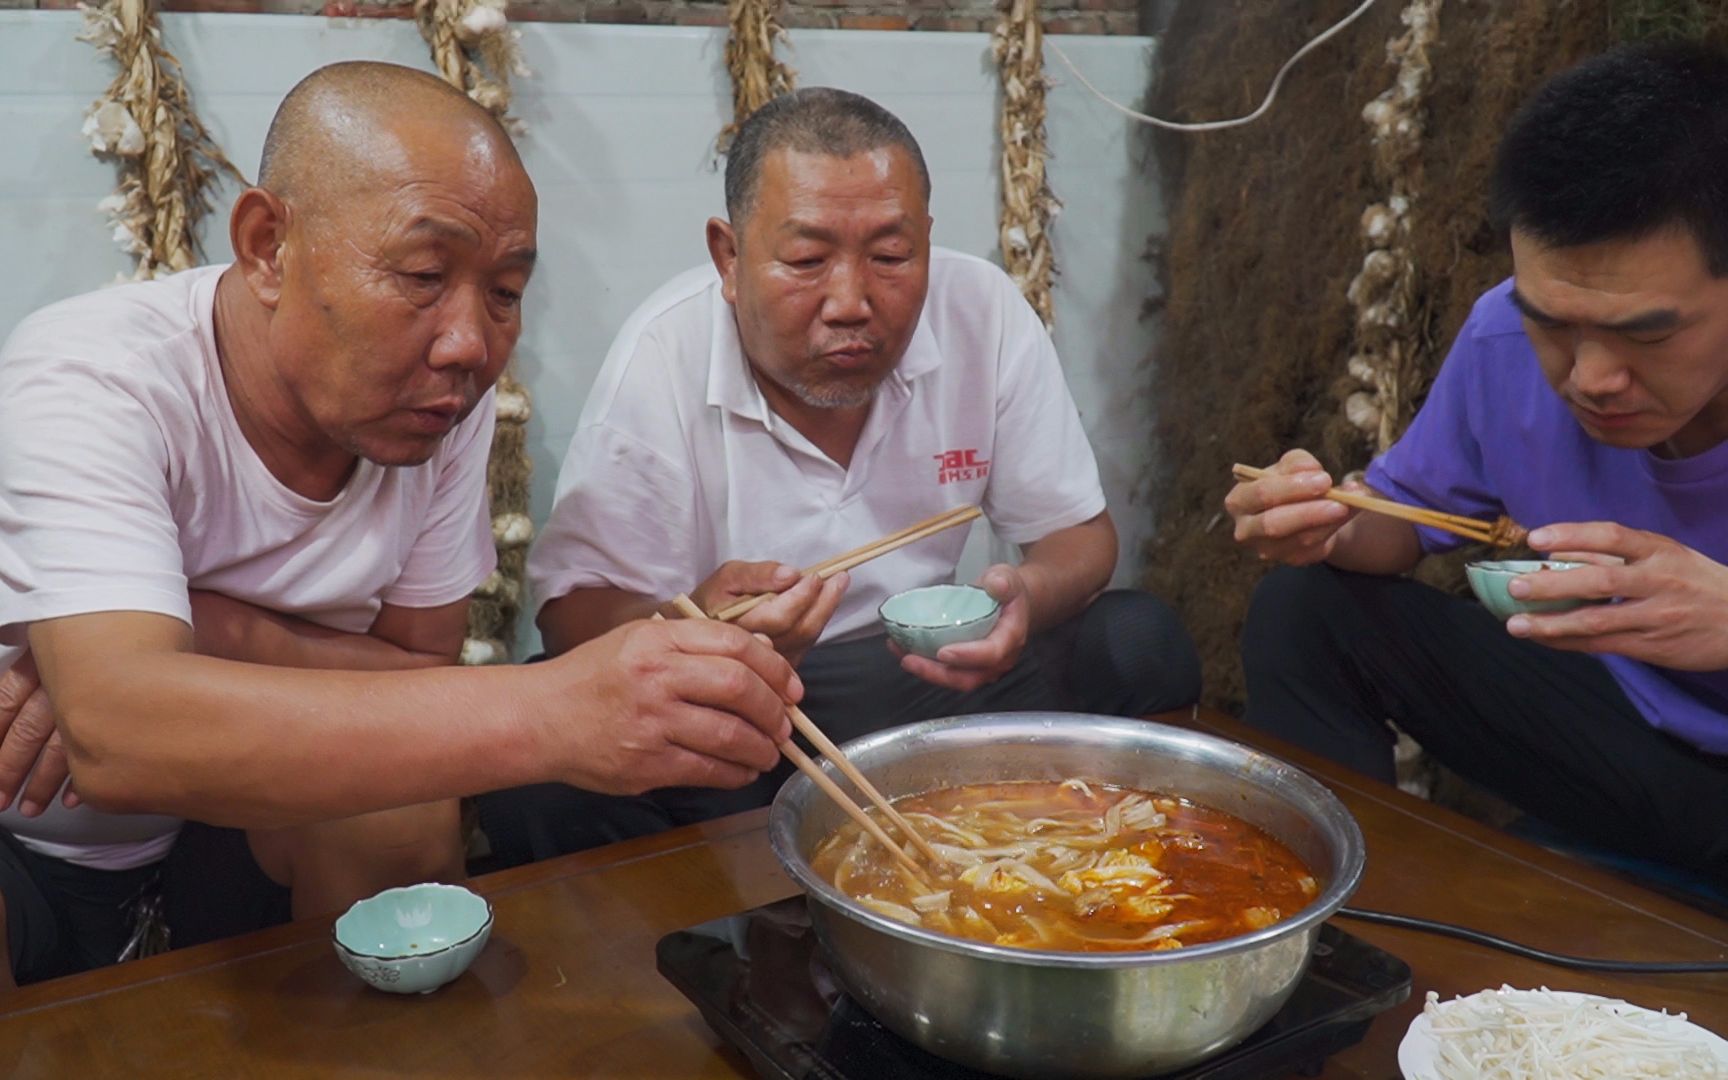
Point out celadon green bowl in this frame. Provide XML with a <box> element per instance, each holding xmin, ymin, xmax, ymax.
<box><xmin>879</xmin><ymin>584</ymin><xmax>1001</xmax><ymax>659</ymax></box>
<box><xmin>1465</xmin><ymin>559</ymin><xmax>1593</xmax><ymax>621</ymax></box>
<box><xmin>333</xmin><ymin>882</ymin><xmax>493</xmax><ymax>994</ymax></box>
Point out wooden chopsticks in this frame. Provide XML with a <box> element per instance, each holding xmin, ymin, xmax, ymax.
<box><xmin>644</xmin><ymin>507</ymin><xmax>983</xmax><ymax>873</ymax></box>
<box><xmin>1231</xmin><ymin>463</ymin><xmax>1527</xmax><ymax>547</ymax></box>
<box><xmin>663</xmin><ymin>593</ymin><xmax>945</xmax><ymax>876</ymax></box>
<box><xmin>711</xmin><ymin>506</ymin><xmax>983</xmax><ymax>622</ymax></box>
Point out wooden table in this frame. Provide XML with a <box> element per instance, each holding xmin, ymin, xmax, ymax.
<box><xmin>2</xmin><ymin>710</ymin><xmax>1725</xmax><ymax>1078</ymax></box>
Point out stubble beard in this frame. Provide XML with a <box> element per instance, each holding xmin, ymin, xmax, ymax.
<box><xmin>785</xmin><ymin>374</ymin><xmax>879</xmax><ymax>410</ymax></box>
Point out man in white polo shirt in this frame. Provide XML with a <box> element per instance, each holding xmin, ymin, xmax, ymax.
<box><xmin>0</xmin><ymin>62</ymin><xmax>798</xmax><ymax>988</ymax></box>
<box><xmin>491</xmin><ymin>87</ymin><xmax>1199</xmax><ymax>862</ymax></box>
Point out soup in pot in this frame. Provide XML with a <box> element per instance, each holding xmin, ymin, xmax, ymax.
<box><xmin>808</xmin><ymin>779</ymin><xmax>1319</xmax><ymax>952</ymax></box>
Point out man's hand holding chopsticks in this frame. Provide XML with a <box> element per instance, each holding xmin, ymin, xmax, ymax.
<box><xmin>555</xmin><ymin>618</ymin><xmax>802</xmax><ymax>795</ymax></box>
<box><xmin>1226</xmin><ymin>450</ymin><xmax>1426</xmax><ymax>576</ymax></box>
<box><xmin>688</xmin><ymin>561</ymin><xmax>849</xmax><ymax>667</ymax></box>
<box><xmin>1505</xmin><ymin>522</ymin><xmax>1728</xmax><ymax>672</ymax></box>
<box><xmin>1226</xmin><ymin>450</ymin><xmax>1357</xmax><ymax>566</ymax></box>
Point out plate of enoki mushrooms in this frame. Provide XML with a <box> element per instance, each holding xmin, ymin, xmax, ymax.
<box><xmin>1399</xmin><ymin>986</ymin><xmax>1728</xmax><ymax>1079</ymax></box>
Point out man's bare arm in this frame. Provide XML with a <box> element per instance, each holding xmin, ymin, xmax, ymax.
<box><xmin>538</xmin><ymin>588</ymin><xmax>661</xmax><ymax>658</ymax></box>
<box><xmin>0</xmin><ymin>596</ymin><xmax>472</xmax><ymax>814</ymax></box>
<box><xmin>191</xmin><ymin>591</ymin><xmax>469</xmax><ymax>669</ymax></box>
<box><xmin>1016</xmin><ymin>511</ymin><xmax>1118</xmax><ymax>633</ymax></box>
<box><xmin>29</xmin><ymin>609</ymin><xmax>799</xmax><ymax>828</ymax></box>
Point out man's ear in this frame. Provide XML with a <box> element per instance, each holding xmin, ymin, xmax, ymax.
<box><xmin>229</xmin><ymin>187</ymin><xmax>292</xmax><ymax>311</ymax></box>
<box><xmin>706</xmin><ymin>216</ymin><xmax>740</xmax><ymax>305</ymax></box>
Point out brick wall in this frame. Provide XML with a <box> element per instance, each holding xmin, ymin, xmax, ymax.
<box><xmin>21</xmin><ymin>0</ymin><xmax>1156</xmax><ymax>36</ymax></box>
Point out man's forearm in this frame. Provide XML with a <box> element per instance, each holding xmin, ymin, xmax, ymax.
<box><xmin>192</xmin><ymin>591</ymin><xmax>462</xmax><ymax>670</ymax></box>
<box><xmin>538</xmin><ymin>588</ymin><xmax>662</xmax><ymax>657</ymax></box>
<box><xmin>1018</xmin><ymin>513</ymin><xmax>1118</xmax><ymax>633</ymax></box>
<box><xmin>35</xmin><ymin>613</ymin><xmax>552</xmax><ymax>827</ymax></box>
<box><xmin>1322</xmin><ymin>511</ymin><xmax>1425</xmax><ymax>576</ymax></box>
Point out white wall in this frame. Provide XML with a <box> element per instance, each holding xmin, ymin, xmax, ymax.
<box><xmin>0</xmin><ymin>13</ymin><xmax>1164</xmax><ymax>655</ymax></box>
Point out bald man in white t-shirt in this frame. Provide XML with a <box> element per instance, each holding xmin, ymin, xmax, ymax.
<box><xmin>492</xmin><ymin>88</ymin><xmax>1199</xmax><ymax>862</ymax></box>
<box><xmin>0</xmin><ymin>63</ymin><xmax>801</xmax><ymax>989</ymax></box>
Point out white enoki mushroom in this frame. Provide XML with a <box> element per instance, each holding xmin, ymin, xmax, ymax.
<box><xmin>1423</xmin><ymin>987</ymin><xmax>1728</xmax><ymax>1079</ymax></box>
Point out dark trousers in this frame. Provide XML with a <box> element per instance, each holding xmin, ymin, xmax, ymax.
<box><xmin>1</xmin><ymin>823</ymin><xmax>291</xmax><ymax>985</ymax></box>
<box><xmin>478</xmin><ymin>589</ymin><xmax>1201</xmax><ymax>867</ymax></box>
<box><xmin>0</xmin><ymin>829</ymin><xmax>155</xmax><ymax>984</ymax></box>
<box><xmin>1241</xmin><ymin>565</ymin><xmax>1728</xmax><ymax>886</ymax></box>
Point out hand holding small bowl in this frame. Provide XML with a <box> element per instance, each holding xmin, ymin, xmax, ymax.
<box><xmin>879</xmin><ymin>584</ymin><xmax>1001</xmax><ymax>659</ymax></box>
<box><xmin>1495</xmin><ymin>522</ymin><xmax>1728</xmax><ymax>672</ymax></box>
<box><xmin>1465</xmin><ymin>559</ymin><xmax>1597</xmax><ymax>621</ymax></box>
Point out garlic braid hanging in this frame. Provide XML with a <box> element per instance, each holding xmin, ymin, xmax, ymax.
<box><xmin>414</xmin><ymin>0</ymin><xmax>529</xmax><ymax>132</ymax></box>
<box><xmin>78</xmin><ymin>0</ymin><xmax>247</xmax><ymax>281</ymax></box>
<box><xmin>719</xmin><ymin>0</ymin><xmax>797</xmax><ymax>153</ymax></box>
<box><xmin>1343</xmin><ymin>0</ymin><xmax>1442</xmax><ymax>451</ymax></box>
<box><xmin>993</xmin><ymin>0</ymin><xmax>1061</xmax><ymax>330</ymax></box>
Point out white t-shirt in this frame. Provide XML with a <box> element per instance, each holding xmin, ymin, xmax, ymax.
<box><xmin>528</xmin><ymin>248</ymin><xmax>1106</xmax><ymax>644</ymax></box>
<box><xmin>0</xmin><ymin>265</ymin><xmax>497</xmax><ymax>870</ymax></box>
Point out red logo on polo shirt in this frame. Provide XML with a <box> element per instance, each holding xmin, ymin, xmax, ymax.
<box><xmin>934</xmin><ymin>448</ymin><xmax>990</xmax><ymax>485</ymax></box>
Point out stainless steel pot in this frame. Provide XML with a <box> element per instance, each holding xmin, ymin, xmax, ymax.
<box><xmin>768</xmin><ymin>712</ymin><xmax>1366</xmax><ymax>1079</ymax></box>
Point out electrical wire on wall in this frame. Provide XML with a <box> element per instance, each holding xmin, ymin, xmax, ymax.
<box><xmin>1047</xmin><ymin>0</ymin><xmax>1382</xmax><ymax>133</ymax></box>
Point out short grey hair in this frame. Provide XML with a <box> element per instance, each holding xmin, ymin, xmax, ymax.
<box><xmin>723</xmin><ymin>87</ymin><xmax>932</xmax><ymax>223</ymax></box>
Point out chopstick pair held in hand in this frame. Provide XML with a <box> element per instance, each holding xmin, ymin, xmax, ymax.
<box><xmin>709</xmin><ymin>506</ymin><xmax>983</xmax><ymax>622</ymax></box>
<box><xmin>1230</xmin><ymin>464</ymin><xmax>1527</xmax><ymax>548</ymax></box>
<box><xmin>660</xmin><ymin>594</ymin><xmax>945</xmax><ymax>879</ymax></box>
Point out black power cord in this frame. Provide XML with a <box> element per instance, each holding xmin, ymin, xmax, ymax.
<box><xmin>1336</xmin><ymin>906</ymin><xmax>1728</xmax><ymax>974</ymax></box>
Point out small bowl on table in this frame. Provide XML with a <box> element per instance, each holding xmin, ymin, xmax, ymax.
<box><xmin>333</xmin><ymin>882</ymin><xmax>493</xmax><ymax>994</ymax></box>
<box><xmin>879</xmin><ymin>584</ymin><xmax>1000</xmax><ymax>659</ymax></box>
<box><xmin>1465</xmin><ymin>559</ymin><xmax>1594</xmax><ymax>622</ymax></box>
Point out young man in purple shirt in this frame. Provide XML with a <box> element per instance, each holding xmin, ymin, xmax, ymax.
<box><xmin>1225</xmin><ymin>43</ymin><xmax>1728</xmax><ymax>886</ymax></box>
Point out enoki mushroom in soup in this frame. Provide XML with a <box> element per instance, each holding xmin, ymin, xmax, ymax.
<box><xmin>809</xmin><ymin>780</ymin><xmax>1320</xmax><ymax>952</ymax></box>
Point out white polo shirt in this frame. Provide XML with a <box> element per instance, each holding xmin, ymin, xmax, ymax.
<box><xmin>528</xmin><ymin>247</ymin><xmax>1106</xmax><ymax>644</ymax></box>
<box><xmin>0</xmin><ymin>265</ymin><xmax>497</xmax><ymax>869</ymax></box>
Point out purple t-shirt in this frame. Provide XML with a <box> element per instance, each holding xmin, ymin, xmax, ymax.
<box><xmin>1366</xmin><ymin>277</ymin><xmax>1728</xmax><ymax>755</ymax></box>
